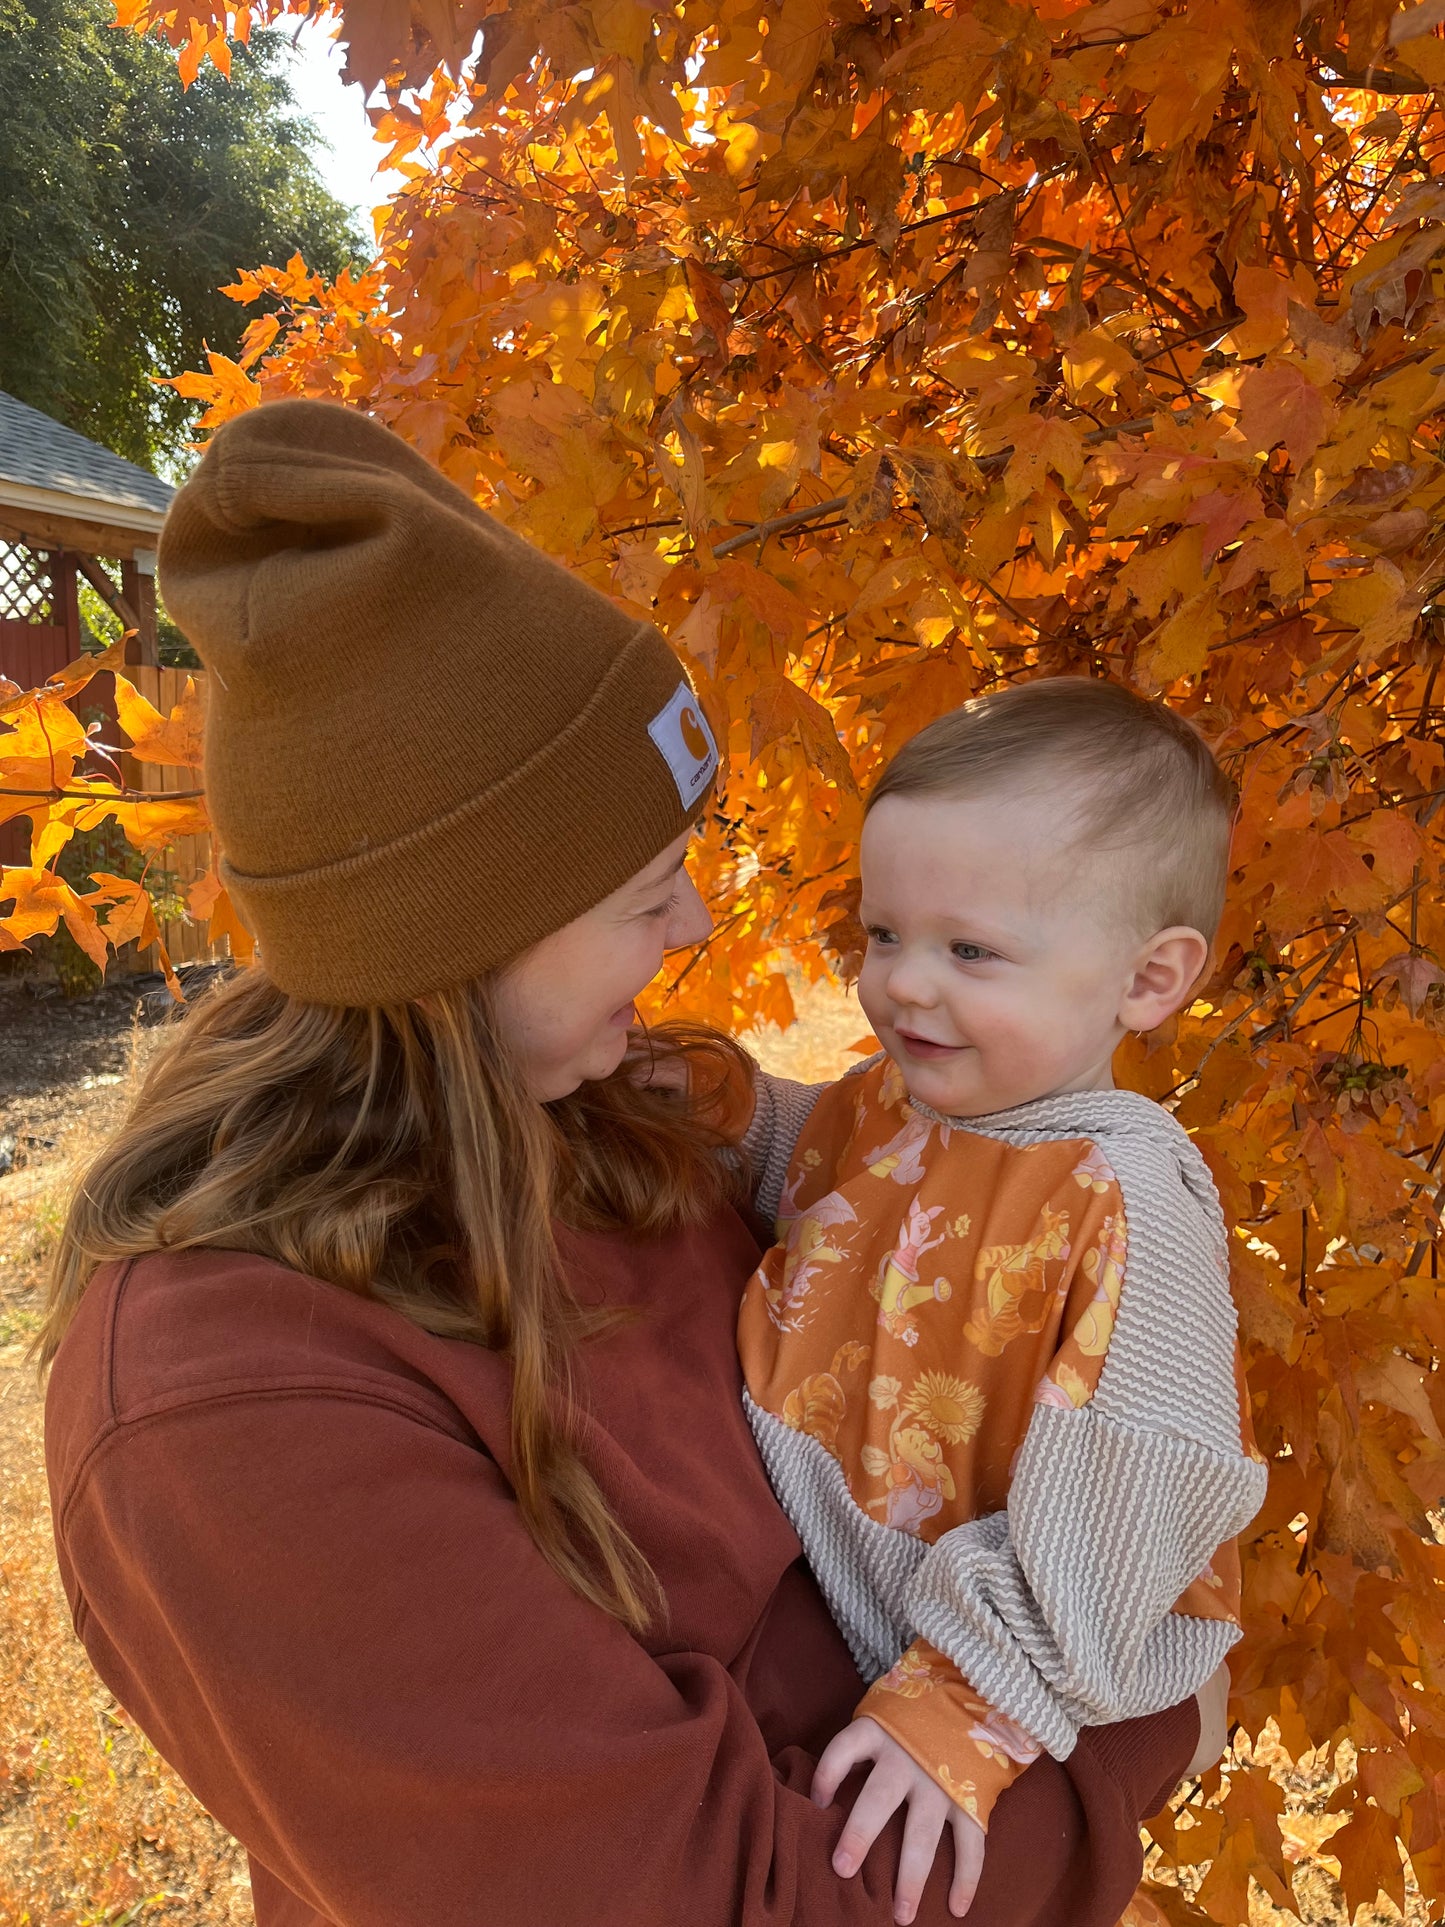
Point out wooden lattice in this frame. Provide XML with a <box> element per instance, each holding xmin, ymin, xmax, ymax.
<box><xmin>0</xmin><ymin>542</ymin><xmax>52</xmax><ymax>622</ymax></box>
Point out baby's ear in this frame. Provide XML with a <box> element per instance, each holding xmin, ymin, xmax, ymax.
<box><xmin>1118</xmin><ymin>927</ymin><xmax>1210</xmax><ymax>1033</ymax></box>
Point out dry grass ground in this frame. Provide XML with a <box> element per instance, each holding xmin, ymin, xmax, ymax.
<box><xmin>0</xmin><ymin>973</ymin><xmax>1418</xmax><ymax>1926</ymax></box>
<box><xmin>0</xmin><ymin>1037</ymin><xmax>255</xmax><ymax>1926</ymax></box>
<box><xmin>0</xmin><ymin>985</ymin><xmax>255</xmax><ymax>1927</ymax></box>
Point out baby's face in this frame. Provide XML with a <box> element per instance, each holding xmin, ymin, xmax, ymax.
<box><xmin>856</xmin><ymin>790</ymin><xmax>1148</xmax><ymax>1120</ymax></box>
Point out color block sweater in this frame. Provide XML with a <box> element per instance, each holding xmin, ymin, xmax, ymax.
<box><xmin>739</xmin><ymin>1058</ymin><xmax>1267</xmax><ymax>1830</ymax></box>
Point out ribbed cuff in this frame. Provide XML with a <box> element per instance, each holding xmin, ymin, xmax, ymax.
<box><xmin>1077</xmin><ymin>1695</ymin><xmax>1200</xmax><ymax>1820</ymax></box>
<box><xmin>860</xmin><ymin>1688</ymin><xmax>1024</xmax><ymax>1833</ymax></box>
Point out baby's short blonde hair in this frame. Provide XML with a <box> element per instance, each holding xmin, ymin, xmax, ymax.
<box><xmin>868</xmin><ymin>677</ymin><xmax>1238</xmax><ymax>940</ymax></box>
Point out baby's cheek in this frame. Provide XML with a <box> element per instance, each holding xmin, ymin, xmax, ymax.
<box><xmin>979</xmin><ymin>1007</ymin><xmax>1065</xmax><ymax>1098</ymax></box>
<box><xmin>972</xmin><ymin>993</ymin><xmax>1033</xmax><ymax>1057</ymax></box>
<box><xmin>855</xmin><ymin>963</ymin><xmax>890</xmax><ymax>1032</ymax></box>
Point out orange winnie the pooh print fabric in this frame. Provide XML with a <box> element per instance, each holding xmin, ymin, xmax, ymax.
<box><xmin>737</xmin><ymin>1057</ymin><xmax>1253</xmax><ymax>1830</ymax></box>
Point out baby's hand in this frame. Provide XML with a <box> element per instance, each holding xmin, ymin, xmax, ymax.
<box><xmin>812</xmin><ymin>1716</ymin><xmax>985</xmax><ymax>1925</ymax></box>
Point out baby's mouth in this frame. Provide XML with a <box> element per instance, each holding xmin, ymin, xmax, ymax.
<box><xmin>894</xmin><ymin>1029</ymin><xmax>967</xmax><ymax>1059</ymax></box>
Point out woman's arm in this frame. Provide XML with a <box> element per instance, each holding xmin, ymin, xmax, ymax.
<box><xmin>52</xmin><ymin>1382</ymin><xmax>1195</xmax><ymax>1927</ymax></box>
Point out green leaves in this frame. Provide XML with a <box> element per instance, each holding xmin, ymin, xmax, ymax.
<box><xmin>0</xmin><ymin>0</ymin><xmax>361</xmax><ymax>465</ymax></box>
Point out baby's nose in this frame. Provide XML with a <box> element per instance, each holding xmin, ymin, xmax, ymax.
<box><xmin>885</xmin><ymin>957</ymin><xmax>938</xmax><ymax>1007</ymax></box>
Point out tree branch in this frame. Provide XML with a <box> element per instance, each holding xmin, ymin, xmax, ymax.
<box><xmin>707</xmin><ymin>410</ymin><xmax>1167</xmax><ymax>557</ymax></box>
<box><xmin>712</xmin><ymin>496</ymin><xmax>849</xmax><ymax>556</ymax></box>
<box><xmin>1314</xmin><ymin>57</ymin><xmax>1435</xmax><ymax>95</ymax></box>
<box><xmin>0</xmin><ymin>786</ymin><xmax>206</xmax><ymax>803</ymax></box>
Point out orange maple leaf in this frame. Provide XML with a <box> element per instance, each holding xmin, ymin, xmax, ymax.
<box><xmin>113</xmin><ymin>675</ymin><xmax>205</xmax><ymax>769</ymax></box>
<box><xmin>0</xmin><ymin>865</ymin><xmax>109</xmax><ymax>971</ymax></box>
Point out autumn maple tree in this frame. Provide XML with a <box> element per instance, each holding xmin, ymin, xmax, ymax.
<box><xmin>7</xmin><ymin>0</ymin><xmax>1445</xmax><ymax>1917</ymax></box>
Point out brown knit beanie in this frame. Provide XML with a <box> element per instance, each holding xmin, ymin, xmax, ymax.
<box><xmin>157</xmin><ymin>400</ymin><xmax>717</xmax><ymax>1006</ymax></box>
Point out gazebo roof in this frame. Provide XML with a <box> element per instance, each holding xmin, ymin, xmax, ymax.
<box><xmin>0</xmin><ymin>391</ymin><xmax>174</xmax><ymax>554</ymax></box>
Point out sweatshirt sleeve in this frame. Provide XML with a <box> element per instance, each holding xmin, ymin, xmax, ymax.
<box><xmin>857</xmin><ymin>1639</ymin><xmax>1043</xmax><ymax>1831</ymax></box>
<box><xmin>855</xmin><ymin>1188</ymin><xmax>1250</xmax><ymax>1830</ymax></box>
<box><xmin>740</xmin><ymin>1067</ymin><xmax>830</xmax><ymax>1229</ymax></box>
<box><xmin>897</xmin><ymin>1146</ymin><xmax>1267</xmax><ymax>1768</ymax></box>
<box><xmin>52</xmin><ymin>1375</ymin><xmax>1198</xmax><ymax>1927</ymax></box>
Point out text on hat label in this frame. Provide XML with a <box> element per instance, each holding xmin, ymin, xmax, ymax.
<box><xmin>648</xmin><ymin>682</ymin><xmax>718</xmax><ymax>807</ymax></box>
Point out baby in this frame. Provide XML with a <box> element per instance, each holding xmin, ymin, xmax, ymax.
<box><xmin>737</xmin><ymin>677</ymin><xmax>1267</xmax><ymax>1924</ymax></box>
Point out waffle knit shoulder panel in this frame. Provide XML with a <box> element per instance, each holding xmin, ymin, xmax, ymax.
<box><xmin>741</xmin><ymin>1068</ymin><xmax>841</xmax><ymax>1229</ymax></box>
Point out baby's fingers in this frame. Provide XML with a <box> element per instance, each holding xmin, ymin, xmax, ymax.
<box><xmin>812</xmin><ymin>1722</ymin><xmax>882</xmax><ymax>1810</ymax></box>
<box><xmin>833</xmin><ymin>1763</ymin><xmax>909</xmax><ymax>1879</ymax></box>
<box><xmin>893</xmin><ymin>1785</ymin><xmax>952</xmax><ymax>1926</ymax></box>
<box><xmin>948</xmin><ymin>1809</ymin><xmax>987</xmax><ymax>1920</ymax></box>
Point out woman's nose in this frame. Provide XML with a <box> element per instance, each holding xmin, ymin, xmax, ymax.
<box><xmin>666</xmin><ymin>868</ymin><xmax>713</xmax><ymax>949</ymax></box>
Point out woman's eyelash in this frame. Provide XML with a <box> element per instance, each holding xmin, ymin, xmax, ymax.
<box><xmin>646</xmin><ymin>893</ymin><xmax>678</xmax><ymax>919</ymax></box>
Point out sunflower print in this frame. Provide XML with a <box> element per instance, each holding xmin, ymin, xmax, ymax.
<box><xmin>903</xmin><ymin>1371</ymin><xmax>986</xmax><ymax>1445</ymax></box>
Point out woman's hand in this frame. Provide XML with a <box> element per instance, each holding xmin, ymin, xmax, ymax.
<box><xmin>1187</xmin><ymin>1663</ymin><xmax>1232</xmax><ymax>1775</ymax></box>
<box><xmin>812</xmin><ymin>1716</ymin><xmax>985</xmax><ymax>1926</ymax></box>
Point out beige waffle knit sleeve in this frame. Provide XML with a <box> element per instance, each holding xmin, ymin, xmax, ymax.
<box><xmin>739</xmin><ymin>1068</ymin><xmax>831</xmax><ymax>1230</ymax></box>
<box><xmin>887</xmin><ymin>1094</ymin><xmax>1267</xmax><ymax>1756</ymax></box>
<box><xmin>743</xmin><ymin>1089</ymin><xmax>1268</xmax><ymax>1762</ymax></box>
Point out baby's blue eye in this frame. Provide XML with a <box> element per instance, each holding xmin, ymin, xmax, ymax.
<box><xmin>864</xmin><ymin>925</ymin><xmax>897</xmax><ymax>945</ymax></box>
<box><xmin>951</xmin><ymin>942</ymin><xmax>991</xmax><ymax>963</ymax></box>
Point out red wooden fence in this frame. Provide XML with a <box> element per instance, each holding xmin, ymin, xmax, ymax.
<box><xmin>0</xmin><ymin>620</ymin><xmax>70</xmax><ymax>691</ymax></box>
<box><xmin>121</xmin><ymin>664</ymin><xmax>222</xmax><ymax>972</ymax></box>
<box><xmin>0</xmin><ymin>622</ymin><xmax>71</xmax><ymax>868</ymax></box>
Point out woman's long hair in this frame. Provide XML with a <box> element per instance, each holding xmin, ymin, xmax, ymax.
<box><xmin>39</xmin><ymin>969</ymin><xmax>755</xmax><ymax>1634</ymax></box>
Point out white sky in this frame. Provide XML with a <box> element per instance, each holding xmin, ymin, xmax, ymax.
<box><xmin>274</xmin><ymin>13</ymin><xmax>396</xmax><ymax>226</ymax></box>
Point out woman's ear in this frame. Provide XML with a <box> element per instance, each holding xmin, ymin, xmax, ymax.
<box><xmin>1119</xmin><ymin>927</ymin><xmax>1210</xmax><ymax>1033</ymax></box>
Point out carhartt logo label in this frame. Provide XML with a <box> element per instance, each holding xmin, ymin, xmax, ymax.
<box><xmin>648</xmin><ymin>683</ymin><xmax>718</xmax><ymax>806</ymax></box>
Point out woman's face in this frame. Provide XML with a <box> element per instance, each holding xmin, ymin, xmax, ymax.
<box><xmin>495</xmin><ymin>832</ymin><xmax>712</xmax><ymax>1100</ymax></box>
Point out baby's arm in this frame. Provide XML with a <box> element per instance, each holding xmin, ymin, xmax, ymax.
<box><xmin>621</xmin><ymin>1038</ymin><xmax>830</xmax><ymax>1225</ymax></box>
<box><xmin>814</xmin><ymin>1637</ymin><xmax>1043</xmax><ymax>1922</ymax></box>
<box><xmin>629</xmin><ymin>1031</ymin><xmax>880</xmax><ymax>1229</ymax></box>
<box><xmin>813</xmin><ymin>1659</ymin><xmax>1234</xmax><ymax>1925</ymax></box>
<box><xmin>743</xmin><ymin>1049</ymin><xmax>886</xmax><ymax>1226</ymax></box>
<box><xmin>811</xmin><ymin>1717</ymin><xmax>984</xmax><ymax>1927</ymax></box>
<box><xmin>740</xmin><ymin>1066</ymin><xmax>832</xmax><ymax>1227</ymax></box>
<box><xmin>880</xmin><ymin>1141</ymin><xmax>1263</xmax><ymax>1769</ymax></box>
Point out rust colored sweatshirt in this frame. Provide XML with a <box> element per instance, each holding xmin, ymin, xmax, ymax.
<box><xmin>44</xmin><ymin>1212</ymin><xmax>1198</xmax><ymax>1927</ymax></box>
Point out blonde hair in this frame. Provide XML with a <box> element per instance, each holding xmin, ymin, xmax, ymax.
<box><xmin>869</xmin><ymin>678</ymin><xmax>1237</xmax><ymax>939</ymax></box>
<box><xmin>38</xmin><ymin>969</ymin><xmax>754</xmax><ymax>1635</ymax></box>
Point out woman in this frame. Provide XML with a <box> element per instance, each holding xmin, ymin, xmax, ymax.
<box><xmin>41</xmin><ymin>400</ymin><xmax>1221</xmax><ymax>1927</ymax></box>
